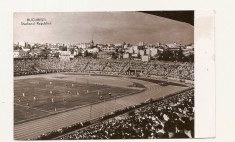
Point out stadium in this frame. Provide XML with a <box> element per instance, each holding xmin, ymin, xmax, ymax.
<box><xmin>14</xmin><ymin>58</ymin><xmax>194</xmax><ymax>140</ymax></box>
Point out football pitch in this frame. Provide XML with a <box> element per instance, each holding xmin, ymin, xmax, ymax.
<box><xmin>14</xmin><ymin>75</ymin><xmax>145</xmax><ymax>123</ymax></box>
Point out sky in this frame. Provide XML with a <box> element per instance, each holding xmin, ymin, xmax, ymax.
<box><xmin>14</xmin><ymin>12</ymin><xmax>194</xmax><ymax>45</ymax></box>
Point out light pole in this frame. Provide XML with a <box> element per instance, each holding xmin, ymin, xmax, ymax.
<box><xmin>103</xmin><ymin>96</ymin><xmax>106</xmax><ymax>115</ymax></box>
<box><xmin>89</xmin><ymin>104</ymin><xmax>92</xmax><ymax>120</ymax></box>
<box><xmin>114</xmin><ymin>96</ymin><xmax>117</xmax><ymax>112</ymax></box>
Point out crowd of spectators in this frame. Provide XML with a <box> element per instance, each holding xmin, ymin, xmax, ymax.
<box><xmin>14</xmin><ymin>59</ymin><xmax>39</xmax><ymax>75</ymax></box>
<box><xmin>59</xmin><ymin>89</ymin><xmax>194</xmax><ymax>139</ymax></box>
<box><xmin>16</xmin><ymin>58</ymin><xmax>194</xmax><ymax>140</ymax></box>
<box><xmin>14</xmin><ymin>59</ymin><xmax>194</xmax><ymax>80</ymax></box>
<box><xmin>148</xmin><ymin>62</ymin><xmax>194</xmax><ymax>80</ymax></box>
<box><xmin>14</xmin><ymin>58</ymin><xmax>89</xmax><ymax>75</ymax></box>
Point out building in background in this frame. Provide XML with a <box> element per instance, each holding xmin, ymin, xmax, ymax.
<box><xmin>142</xmin><ymin>55</ymin><xmax>150</xmax><ymax>62</ymax></box>
<box><xmin>59</xmin><ymin>51</ymin><xmax>72</xmax><ymax>61</ymax></box>
<box><xmin>97</xmin><ymin>52</ymin><xmax>113</xmax><ymax>59</ymax></box>
<box><xmin>123</xmin><ymin>53</ymin><xmax>130</xmax><ymax>59</ymax></box>
<box><xmin>13</xmin><ymin>50</ymin><xmax>29</xmax><ymax>58</ymax></box>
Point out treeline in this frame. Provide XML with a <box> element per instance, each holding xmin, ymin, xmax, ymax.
<box><xmin>157</xmin><ymin>48</ymin><xmax>194</xmax><ymax>62</ymax></box>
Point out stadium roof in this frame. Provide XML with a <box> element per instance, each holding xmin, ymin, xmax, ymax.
<box><xmin>139</xmin><ymin>11</ymin><xmax>194</xmax><ymax>26</ymax></box>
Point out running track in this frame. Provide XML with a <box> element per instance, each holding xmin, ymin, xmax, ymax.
<box><xmin>14</xmin><ymin>78</ymin><xmax>188</xmax><ymax>140</ymax></box>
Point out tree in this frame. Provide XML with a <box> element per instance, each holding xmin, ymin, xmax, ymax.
<box><xmin>77</xmin><ymin>50</ymin><xmax>82</xmax><ymax>56</ymax></box>
<box><xmin>69</xmin><ymin>48</ymin><xmax>75</xmax><ymax>54</ymax></box>
<box><xmin>26</xmin><ymin>44</ymin><xmax>31</xmax><ymax>49</ymax></box>
<box><xmin>59</xmin><ymin>46</ymin><xmax>67</xmax><ymax>51</ymax></box>
<box><xmin>188</xmin><ymin>53</ymin><xmax>194</xmax><ymax>62</ymax></box>
<box><xmin>14</xmin><ymin>45</ymin><xmax>21</xmax><ymax>50</ymax></box>
<box><xmin>112</xmin><ymin>52</ymin><xmax>118</xmax><ymax>59</ymax></box>
<box><xmin>92</xmin><ymin>52</ymin><xmax>98</xmax><ymax>59</ymax></box>
<box><xmin>177</xmin><ymin>47</ymin><xmax>184</xmax><ymax>61</ymax></box>
<box><xmin>55</xmin><ymin>52</ymin><xmax>60</xmax><ymax>58</ymax></box>
<box><xmin>83</xmin><ymin>50</ymin><xmax>88</xmax><ymax>57</ymax></box>
<box><xmin>157</xmin><ymin>49</ymin><xmax>174</xmax><ymax>61</ymax></box>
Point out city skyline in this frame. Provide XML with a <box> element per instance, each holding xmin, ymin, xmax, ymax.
<box><xmin>14</xmin><ymin>12</ymin><xmax>194</xmax><ymax>45</ymax></box>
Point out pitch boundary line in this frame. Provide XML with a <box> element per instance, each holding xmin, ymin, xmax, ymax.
<box><xmin>14</xmin><ymin>82</ymin><xmax>190</xmax><ymax>139</ymax></box>
<box><xmin>14</xmin><ymin>76</ymin><xmax>182</xmax><ymax>126</ymax></box>
<box><xmin>14</xmin><ymin>103</ymin><xmax>51</xmax><ymax>113</ymax></box>
<box><xmin>14</xmin><ymin>85</ymin><xmax>147</xmax><ymax>125</ymax></box>
<box><xmin>15</xmin><ymin>78</ymin><xmax>145</xmax><ymax>124</ymax></box>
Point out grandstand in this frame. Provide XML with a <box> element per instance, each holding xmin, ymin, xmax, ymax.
<box><xmin>58</xmin><ymin>89</ymin><xmax>194</xmax><ymax>139</ymax></box>
<box><xmin>30</xmin><ymin>88</ymin><xmax>194</xmax><ymax>140</ymax></box>
<box><xmin>14</xmin><ymin>58</ymin><xmax>194</xmax><ymax>81</ymax></box>
<box><xmin>14</xmin><ymin>58</ymin><xmax>194</xmax><ymax>140</ymax></box>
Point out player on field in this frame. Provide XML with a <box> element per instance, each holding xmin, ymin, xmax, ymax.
<box><xmin>26</xmin><ymin>103</ymin><xmax>29</xmax><ymax>109</ymax></box>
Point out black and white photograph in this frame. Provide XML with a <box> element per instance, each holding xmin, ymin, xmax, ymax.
<box><xmin>13</xmin><ymin>11</ymin><xmax>195</xmax><ymax>140</ymax></box>
<box><xmin>4</xmin><ymin>0</ymin><xmax>235</xmax><ymax>141</ymax></box>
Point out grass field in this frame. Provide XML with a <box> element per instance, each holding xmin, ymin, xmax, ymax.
<box><xmin>14</xmin><ymin>74</ymin><xmax>191</xmax><ymax>140</ymax></box>
<box><xmin>14</xmin><ymin>76</ymin><xmax>144</xmax><ymax>123</ymax></box>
